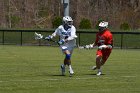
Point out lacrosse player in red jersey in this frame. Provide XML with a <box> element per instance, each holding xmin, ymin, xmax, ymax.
<box><xmin>46</xmin><ymin>16</ymin><xmax>77</xmax><ymax>76</ymax></box>
<box><xmin>87</xmin><ymin>21</ymin><xmax>113</xmax><ymax>76</ymax></box>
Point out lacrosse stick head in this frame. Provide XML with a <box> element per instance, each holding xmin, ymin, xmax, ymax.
<box><xmin>35</xmin><ymin>32</ymin><xmax>43</xmax><ymax>40</ymax></box>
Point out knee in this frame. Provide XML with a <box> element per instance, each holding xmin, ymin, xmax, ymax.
<box><xmin>65</xmin><ymin>54</ymin><xmax>71</xmax><ymax>60</ymax></box>
<box><xmin>96</xmin><ymin>55</ymin><xmax>102</xmax><ymax>62</ymax></box>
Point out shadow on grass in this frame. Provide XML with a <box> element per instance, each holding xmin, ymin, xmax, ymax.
<box><xmin>51</xmin><ymin>74</ymin><xmax>65</xmax><ymax>77</ymax></box>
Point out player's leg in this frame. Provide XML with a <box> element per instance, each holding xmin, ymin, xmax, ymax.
<box><xmin>92</xmin><ymin>50</ymin><xmax>103</xmax><ymax>75</ymax></box>
<box><xmin>100</xmin><ymin>49</ymin><xmax>112</xmax><ymax>66</ymax></box>
<box><xmin>96</xmin><ymin>55</ymin><xmax>102</xmax><ymax>69</ymax></box>
<box><xmin>61</xmin><ymin>46</ymin><xmax>74</xmax><ymax>76</ymax></box>
<box><xmin>63</xmin><ymin>49</ymin><xmax>74</xmax><ymax>76</ymax></box>
<box><xmin>92</xmin><ymin>57</ymin><xmax>105</xmax><ymax>70</ymax></box>
<box><xmin>96</xmin><ymin>55</ymin><xmax>102</xmax><ymax>75</ymax></box>
<box><xmin>64</xmin><ymin>50</ymin><xmax>71</xmax><ymax>65</ymax></box>
<box><xmin>61</xmin><ymin>63</ymin><xmax>65</xmax><ymax>76</ymax></box>
<box><xmin>60</xmin><ymin>47</ymin><xmax>67</xmax><ymax>76</ymax></box>
<box><xmin>96</xmin><ymin>49</ymin><xmax>112</xmax><ymax>75</ymax></box>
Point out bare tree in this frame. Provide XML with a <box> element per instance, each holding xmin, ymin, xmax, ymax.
<box><xmin>0</xmin><ymin>0</ymin><xmax>140</xmax><ymax>29</ymax></box>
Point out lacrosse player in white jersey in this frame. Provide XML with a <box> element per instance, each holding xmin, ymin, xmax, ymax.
<box><xmin>46</xmin><ymin>16</ymin><xmax>77</xmax><ymax>76</ymax></box>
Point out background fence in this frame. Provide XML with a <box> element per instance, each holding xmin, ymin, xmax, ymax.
<box><xmin>0</xmin><ymin>29</ymin><xmax>140</xmax><ymax>49</ymax></box>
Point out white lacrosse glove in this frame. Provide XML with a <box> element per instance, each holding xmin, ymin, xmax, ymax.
<box><xmin>98</xmin><ymin>45</ymin><xmax>112</xmax><ymax>50</ymax></box>
<box><xmin>58</xmin><ymin>39</ymin><xmax>65</xmax><ymax>45</ymax></box>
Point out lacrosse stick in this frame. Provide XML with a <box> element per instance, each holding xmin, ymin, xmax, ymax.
<box><xmin>78</xmin><ymin>44</ymin><xmax>95</xmax><ymax>49</ymax></box>
<box><xmin>34</xmin><ymin>32</ymin><xmax>60</xmax><ymax>45</ymax></box>
<box><xmin>78</xmin><ymin>44</ymin><xmax>112</xmax><ymax>50</ymax></box>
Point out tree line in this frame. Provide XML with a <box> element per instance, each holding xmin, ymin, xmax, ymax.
<box><xmin>0</xmin><ymin>0</ymin><xmax>140</xmax><ymax>30</ymax></box>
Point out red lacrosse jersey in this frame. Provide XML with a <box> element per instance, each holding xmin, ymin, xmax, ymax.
<box><xmin>95</xmin><ymin>29</ymin><xmax>113</xmax><ymax>47</ymax></box>
<box><xmin>95</xmin><ymin>29</ymin><xmax>113</xmax><ymax>62</ymax></box>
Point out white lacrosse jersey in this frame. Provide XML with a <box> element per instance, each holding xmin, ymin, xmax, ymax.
<box><xmin>52</xmin><ymin>25</ymin><xmax>77</xmax><ymax>47</ymax></box>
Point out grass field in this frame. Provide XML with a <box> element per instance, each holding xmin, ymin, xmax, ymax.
<box><xmin>0</xmin><ymin>45</ymin><xmax>140</xmax><ymax>93</ymax></box>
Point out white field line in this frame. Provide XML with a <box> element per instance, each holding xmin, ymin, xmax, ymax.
<box><xmin>0</xmin><ymin>77</ymin><xmax>108</xmax><ymax>82</ymax></box>
<box><xmin>0</xmin><ymin>75</ymin><xmax>136</xmax><ymax>82</ymax></box>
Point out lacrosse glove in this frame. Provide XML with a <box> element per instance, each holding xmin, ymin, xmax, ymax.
<box><xmin>58</xmin><ymin>39</ymin><xmax>65</xmax><ymax>45</ymax></box>
<box><xmin>98</xmin><ymin>45</ymin><xmax>112</xmax><ymax>50</ymax></box>
<box><xmin>98</xmin><ymin>45</ymin><xmax>107</xmax><ymax>50</ymax></box>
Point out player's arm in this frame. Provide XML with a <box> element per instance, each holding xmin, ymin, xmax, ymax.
<box><xmin>45</xmin><ymin>27</ymin><xmax>60</xmax><ymax>40</ymax></box>
<box><xmin>107</xmin><ymin>33</ymin><xmax>113</xmax><ymax>47</ymax></box>
<box><xmin>84</xmin><ymin>34</ymin><xmax>98</xmax><ymax>49</ymax></box>
<box><xmin>105</xmin><ymin>33</ymin><xmax>113</xmax><ymax>49</ymax></box>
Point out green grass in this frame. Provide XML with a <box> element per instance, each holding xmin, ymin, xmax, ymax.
<box><xmin>0</xmin><ymin>45</ymin><xmax>140</xmax><ymax>93</ymax></box>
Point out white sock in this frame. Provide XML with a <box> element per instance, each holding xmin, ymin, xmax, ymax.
<box><xmin>98</xmin><ymin>68</ymin><xmax>102</xmax><ymax>72</ymax></box>
<box><xmin>69</xmin><ymin>65</ymin><xmax>74</xmax><ymax>72</ymax></box>
<box><xmin>69</xmin><ymin>65</ymin><xmax>72</xmax><ymax>70</ymax></box>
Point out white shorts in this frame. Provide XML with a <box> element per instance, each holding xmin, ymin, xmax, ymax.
<box><xmin>60</xmin><ymin>46</ymin><xmax>74</xmax><ymax>54</ymax></box>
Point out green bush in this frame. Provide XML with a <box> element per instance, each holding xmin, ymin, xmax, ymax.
<box><xmin>79</xmin><ymin>18</ymin><xmax>91</xmax><ymax>29</ymax></box>
<box><xmin>11</xmin><ymin>15</ymin><xmax>21</xmax><ymax>28</ymax></box>
<box><xmin>120</xmin><ymin>22</ymin><xmax>131</xmax><ymax>30</ymax></box>
<box><xmin>52</xmin><ymin>16</ymin><xmax>62</xmax><ymax>28</ymax></box>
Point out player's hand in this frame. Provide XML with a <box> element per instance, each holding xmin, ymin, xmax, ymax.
<box><xmin>58</xmin><ymin>39</ymin><xmax>65</xmax><ymax>45</ymax></box>
<box><xmin>45</xmin><ymin>35</ymin><xmax>52</xmax><ymax>41</ymax></box>
<box><xmin>107</xmin><ymin>45</ymin><xmax>113</xmax><ymax>49</ymax></box>
<box><xmin>98</xmin><ymin>45</ymin><xmax>108</xmax><ymax>50</ymax></box>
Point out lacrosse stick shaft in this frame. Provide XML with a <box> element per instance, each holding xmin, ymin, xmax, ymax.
<box><xmin>34</xmin><ymin>32</ymin><xmax>60</xmax><ymax>45</ymax></box>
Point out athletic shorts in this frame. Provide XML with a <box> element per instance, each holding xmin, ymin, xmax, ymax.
<box><xmin>60</xmin><ymin>46</ymin><xmax>74</xmax><ymax>54</ymax></box>
<box><xmin>96</xmin><ymin>49</ymin><xmax>112</xmax><ymax>62</ymax></box>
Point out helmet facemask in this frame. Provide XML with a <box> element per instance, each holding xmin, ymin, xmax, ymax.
<box><xmin>99</xmin><ymin>27</ymin><xmax>106</xmax><ymax>32</ymax></box>
<box><xmin>65</xmin><ymin>21</ymin><xmax>73</xmax><ymax>27</ymax></box>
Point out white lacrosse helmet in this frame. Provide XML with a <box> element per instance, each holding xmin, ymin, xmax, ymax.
<box><xmin>98</xmin><ymin>21</ymin><xmax>108</xmax><ymax>32</ymax></box>
<box><xmin>99</xmin><ymin>21</ymin><xmax>108</xmax><ymax>28</ymax></box>
<box><xmin>63</xmin><ymin>16</ymin><xmax>73</xmax><ymax>27</ymax></box>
